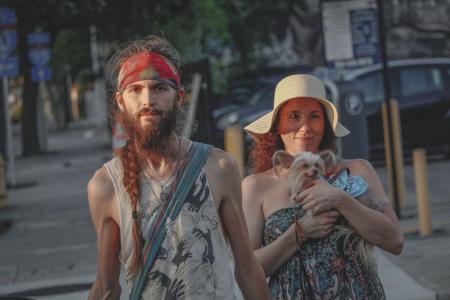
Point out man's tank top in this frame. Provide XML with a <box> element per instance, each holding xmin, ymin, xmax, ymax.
<box><xmin>104</xmin><ymin>156</ymin><xmax>242</xmax><ymax>299</ymax></box>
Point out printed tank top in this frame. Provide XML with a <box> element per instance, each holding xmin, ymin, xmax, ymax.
<box><xmin>104</xmin><ymin>156</ymin><xmax>242</xmax><ymax>299</ymax></box>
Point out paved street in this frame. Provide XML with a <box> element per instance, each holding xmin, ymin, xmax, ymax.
<box><xmin>0</xmin><ymin>121</ymin><xmax>449</xmax><ymax>299</ymax></box>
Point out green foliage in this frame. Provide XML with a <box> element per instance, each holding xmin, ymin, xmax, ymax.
<box><xmin>51</xmin><ymin>29</ymin><xmax>91</xmax><ymax>82</ymax></box>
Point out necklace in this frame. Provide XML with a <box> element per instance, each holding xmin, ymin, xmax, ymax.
<box><xmin>143</xmin><ymin>138</ymin><xmax>181</xmax><ymax>203</ymax></box>
<box><xmin>140</xmin><ymin>138</ymin><xmax>183</xmax><ymax>237</ymax></box>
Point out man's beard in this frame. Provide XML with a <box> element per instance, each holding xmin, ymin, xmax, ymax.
<box><xmin>120</xmin><ymin>104</ymin><xmax>177</xmax><ymax>153</ymax></box>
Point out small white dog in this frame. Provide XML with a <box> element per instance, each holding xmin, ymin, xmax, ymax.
<box><xmin>273</xmin><ymin>149</ymin><xmax>375</xmax><ymax>272</ymax></box>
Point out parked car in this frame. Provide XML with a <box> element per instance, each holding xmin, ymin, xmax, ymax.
<box><xmin>341</xmin><ymin>58</ymin><xmax>450</xmax><ymax>160</ymax></box>
<box><xmin>214</xmin><ymin>58</ymin><xmax>450</xmax><ymax>163</ymax></box>
<box><xmin>212</xmin><ymin>66</ymin><xmax>313</xmax><ymax>147</ymax></box>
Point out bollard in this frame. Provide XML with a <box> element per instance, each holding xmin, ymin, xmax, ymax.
<box><xmin>381</xmin><ymin>100</ymin><xmax>406</xmax><ymax>209</ymax></box>
<box><xmin>412</xmin><ymin>148</ymin><xmax>432</xmax><ymax>237</ymax></box>
<box><xmin>0</xmin><ymin>154</ymin><xmax>7</xmax><ymax>208</ymax></box>
<box><xmin>224</xmin><ymin>125</ymin><xmax>245</xmax><ymax>179</ymax></box>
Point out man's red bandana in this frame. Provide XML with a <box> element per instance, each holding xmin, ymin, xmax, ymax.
<box><xmin>118</xmin><ymin>52</ymin><xmax>181</xmax><ymax>92</ymax></box>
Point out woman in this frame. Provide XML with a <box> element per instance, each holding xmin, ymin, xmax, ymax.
<box><xmin>242</xmin><ymin>74</ymin><xmax>404</xmax><ymax>299</ymax></box>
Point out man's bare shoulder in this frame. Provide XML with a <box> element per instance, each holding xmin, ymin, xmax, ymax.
<box><xmin>206</xmin><ymin>146</ymin><xmax>239</xmax><ymax>175</ymax></box>
<box><xmin>87</xmin><ymin>165</ymin><xmax>116</xmax><ymax>206</ymax></box>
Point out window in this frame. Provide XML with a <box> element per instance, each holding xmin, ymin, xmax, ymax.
<box><xmin>399</xmin><ymin>66</ymin><xmax>444</xmax><ymax>97</ymax></box>
<box><xmin>357</xmin><ymin>72</ymin><xmax>383</xmax><ymax>104</ymax></box>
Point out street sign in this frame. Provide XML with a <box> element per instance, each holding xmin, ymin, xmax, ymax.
<box><xmin>321</xmin><ymin>0</ymin><xmax>380</xmax><ymax>69</ymax></box>
<box><xmin>0</xmin><ymin>7</ymin><xmax>18</xmax><ymax>77</ymax></box>
<box><xmin>31</xmin><ymin>65</ymin><xmax>52</xmax><ymax>82</ymax></box>
<box><xmin>27</xmin><ymin>32</ymin><xmax>51</xmax><ymax>46</ymax></box>
<box><xmin>0</xmin><ymin>56</ymin><xmax>18</xmax><ymax>77</ymax></box>
<box><xmin>28</xmin><ymin>47</ymin><xmax>51</xmax><ymax>67</ymax></box>
<box><xmin>0</xmin><ymin>29</ymin><xmax>17</xmax><ymax>58</ymax></box>
<box><xmin>0</xmin><ymin>7</ymin><xmax>17</xmax><ymax>26</ymax></box>
<box><xmin>27</xmin><ymin>31</ymin><xmax>52</xmax><ymax>82</ymax></box>
<box><xmin>350</xmin><ymin>8</ymin><xmax>379</xmax><ymax>61</ymax></box>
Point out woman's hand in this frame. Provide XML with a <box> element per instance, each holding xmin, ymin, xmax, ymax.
<box><xmin>299</xmin><ymin>209</ymin><xmax>340</xmax><ymax>239</ymax></box>
<box><xmin>294</xmin><ymin>178</ymin><xmax>347</xmax><ymax>215</ymax></box>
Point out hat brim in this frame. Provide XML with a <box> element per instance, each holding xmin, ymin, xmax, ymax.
<box><xmin>244</xmin><ymin>97</ymin><xmax>350</xmax><ymax>140</ymax></box>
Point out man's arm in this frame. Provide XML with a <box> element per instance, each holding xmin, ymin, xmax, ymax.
<box><xmin>208</xmin><ymin>149</ymin><xmax>270</xmax><ymax>300</ymax></box>
<box><xmin>87</xmin><ymin>167</ymin><xmax>122</xmax><ymax>299</ymax></box>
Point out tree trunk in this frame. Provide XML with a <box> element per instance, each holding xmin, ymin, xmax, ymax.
<box><xmin>16</xmin><ymin>5</ymin><xmax>41</xmax><ymax>156</ymax></box>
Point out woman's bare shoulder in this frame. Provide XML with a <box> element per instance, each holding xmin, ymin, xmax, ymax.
<box><xmin>337</xmin><ymin>158</ymin><xmax>374</xmax><ymax>176</ymax></box>
<box><xmin>242</xmin><ymin>169</ymin><xmax>278</xmax><ymax>194</ymax></box>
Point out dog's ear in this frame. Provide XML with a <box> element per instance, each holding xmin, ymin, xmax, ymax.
<box><xmin>273</xmin><ymin>150</ymin><xmax>293</xmax><ymax>176</ymax></box>
<box><xmin>319</xmin><ymin>150</ymin><xmax>337</xmax><ymax>174</ymax></box>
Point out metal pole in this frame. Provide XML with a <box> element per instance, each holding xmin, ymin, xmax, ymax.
<box><xmin>2</xmin><ymin>78</ymin><xmax>16</xmax><ymax>186</ymax></box>
<box><xmin>412</xmin><ymin>148</ymin><xmax>432</xmax><ymax>237</ymax></box>
<box><xmin>37</xmin><ymin>80</ymin><xmax>48</xmax><ymax>152</ymax></box>
<box><xmin>182</xmin><ymin>73</ymin><xmax>202</xmax><ymax>138</ymax></box>
<box><xmin>89</xmin><ymin>25</ymin><xmax>100</xmax><ymax>75</ymax></box>
<box><xmin>376</xmin><ymin>0</ymin><xmax>400</xmax><ymax>217</ymax></box>
<box><xmin>224</xmin><ymin>125</ymin><xmax>245</xmax><ymax>178</ymax></box>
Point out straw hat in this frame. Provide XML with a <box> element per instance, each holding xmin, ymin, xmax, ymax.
<box><xmin>244</xmin><ymin>74</ymin><xmax>350</xmax><ymax>139</ymax></box>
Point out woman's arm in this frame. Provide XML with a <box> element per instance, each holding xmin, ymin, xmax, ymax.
<box><xmin>242</xmin><ymin>174</ymin><xmax>339</xmax><ymax>276</ymax></box>
<box><xmin>298</xmin><ymin>159</ymin><xmax>404</xmax><ymax>255</ymax></box>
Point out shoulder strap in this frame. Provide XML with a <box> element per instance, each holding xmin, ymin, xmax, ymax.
<box><xmin>130</xmin><ymin>142</ymin><xmax>211</xmax><ymax>299</ymax></box>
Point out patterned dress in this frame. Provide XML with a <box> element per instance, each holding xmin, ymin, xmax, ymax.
<box><xmin>264</xmin><ymin>169</ymin><xmax>386</xmax><ymax>300</ymax></box>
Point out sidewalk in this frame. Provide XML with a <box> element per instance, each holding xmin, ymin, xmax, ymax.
<box><xmin>0</xmin><ymin>121</ymin><xmax>449</xmax><ymax>299</ymax></box>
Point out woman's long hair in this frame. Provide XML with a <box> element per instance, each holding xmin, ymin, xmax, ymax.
<box><xmin>249</xmin><ymin>103</ymin><xmax>338</xmax><ymax>173</ymax></box>
<box><xmin>109</xmin><ymin>35</ymin><xmax>181</xmax><ymax>278</ymax></box>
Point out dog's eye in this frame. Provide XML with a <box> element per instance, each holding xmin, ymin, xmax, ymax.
<box><xmin>303</xmin><ymin>163</ymin><xmax>309</xmax><ymax>169</ymax></box>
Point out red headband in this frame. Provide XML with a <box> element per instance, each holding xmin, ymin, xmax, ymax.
<box><xmin>118</xmin><ymin>52</ymin><xmax>181</xmax><ymax>92</ymax></box>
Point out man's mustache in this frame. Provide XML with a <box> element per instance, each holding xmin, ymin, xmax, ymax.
<box><xmin>137</xmin><ymin>107</ymin><xmax>163</xmax><ymax>117</ymax></box>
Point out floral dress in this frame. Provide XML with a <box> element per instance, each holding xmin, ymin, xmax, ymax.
<box><xmin>264</xmin><ymin>169</ymin><xmax>386</xmax><ymax>300</ymax></box>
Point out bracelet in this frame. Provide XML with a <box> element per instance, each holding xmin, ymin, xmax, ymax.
<box><xmin>295</xmin><ymin>218</ymin><xmax>307</xmax><ymax>251</ymax></box>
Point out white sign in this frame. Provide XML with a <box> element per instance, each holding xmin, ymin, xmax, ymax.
<box><xmin>321</xmin><ymin>0</ymin><xmax>379</xmax><ymax>69</ymax></box>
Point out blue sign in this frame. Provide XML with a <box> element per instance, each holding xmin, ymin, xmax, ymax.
<box><xmin>0</xmin><ymin>8</ymin><xmax>17</xmax><ymax>26</ymax></box>
<box><xmin>27</xmin><ymin>32</ymin><xmax>51</xmax><ymax>46</ymax></box>
<box><xmin>350</xmin><ymin>8</ymin><xmax>380</xmax><ymax>64</ymax></box>
<box><xmin>0</xmin><ymin>56</ymin><xmax>18</xmax><ymax>78</ymax></box>
<box><xmin>28</xmin><ymin>47</ymin><xmax>51</xmax><ymax>67</ymax></box>
<box><xmin>31</xmin><ymin>65</ymin><xmax>52</xmax><ymax>82</ymax></box>
<box><xmin>0</xmin><ymin>8</ymin><xmax>18</xmax><ymax>65</ymax></box>
<box><xmin>0</xmin><ymin>29</ymin><xmax>17</xmax><ymax>58</ymax></box>
<box><xmin>28</xmin><ymin>31</ymin><xmax>52</xmax><ymax>81</ymax></box>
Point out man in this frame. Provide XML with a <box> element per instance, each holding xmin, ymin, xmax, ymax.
<box><xmin>87</xmin><ymin>35</ymin><xmax>269</xmax><ymax>299</ymax></box>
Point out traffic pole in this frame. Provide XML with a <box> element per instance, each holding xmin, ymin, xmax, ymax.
<box><xmin>2</xmin><ymin>77</ymin><xmax>16</xmax><ymax>186</ymax></box>
<box><xmin>376</xmin><ymin>0</ymin><xmax>400</xmax><ymax>217</ymax></box>
<box><xmin>412</xmin><ymin>148</ymin><xmax>432</xmax><ymax>237</ymax></box>
<box><xmin>224</xmin><ymin>125</ymin><xmax>245</xmax><ymax>179</ymax></box>
<box><xmin>0</xmin><ymin>153</ymin><xmax>7</xmax><ymax>208</ymax></box>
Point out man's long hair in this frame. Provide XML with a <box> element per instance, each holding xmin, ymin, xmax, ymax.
<box><xmin>249</xmin><ymin>104</ymin><xmax>338</xmax><ymax>173</ymax></box>
<box><xmin>108</xmin><ymin>35</ymin><xmax>182</xmax><ymax>278</ymax></box>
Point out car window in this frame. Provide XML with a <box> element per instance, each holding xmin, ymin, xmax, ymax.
<box><xmin>357</xmin><ymin>72</ymin><xmax>383</xmax><ymax>104</ymax></box>
<box><xmin>399</xmin><ymin>66</ymin><xmax>444</xmax><ymax>97</ymax></box>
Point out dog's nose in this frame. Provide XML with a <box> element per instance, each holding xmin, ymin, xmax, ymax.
<box><xmin>306</xmin><ymin>169</ymin><xmax>319</xmax><ymax>177</ymax></box>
